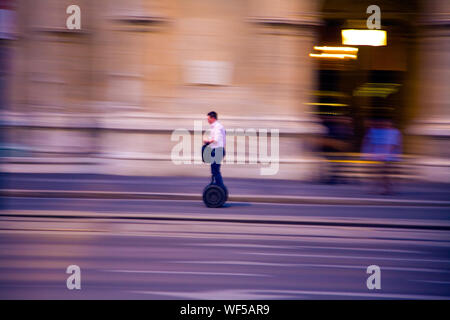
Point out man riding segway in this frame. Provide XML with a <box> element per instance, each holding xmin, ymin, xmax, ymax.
<box><xmin>202</xmin><ymin>111</ymin><xmax>228</xmax><ymax>207</ymax></box>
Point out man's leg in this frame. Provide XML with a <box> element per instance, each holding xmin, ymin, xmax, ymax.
<box><xmin>210</xmin><ymin>148</ymin><xmax>225</xmax><ymax>186</ymax></box>
<box><xmin>211</xmin><ymin>163</ymin><xmax>224</xmax><ymax>186</ymax></box>
<box><xmin>210</xmin><ymin>163</ymin><xmax>215</xmax><ymax>184</ymax></box>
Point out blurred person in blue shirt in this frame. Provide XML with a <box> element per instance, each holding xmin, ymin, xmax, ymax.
<box><xmin>362</xmin><ymin>119</ymin><xmax>402</xmax><ymax>195</ymax></box>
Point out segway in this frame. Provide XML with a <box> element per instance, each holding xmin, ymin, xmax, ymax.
<box><xmin>202</xmin><ymin>143</ymin><xmax>228</xmax><ymax>208</ymax></box>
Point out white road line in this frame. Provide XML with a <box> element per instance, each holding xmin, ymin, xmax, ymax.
<box><xmin>130</xmin><ymin>288</ymin><xmax>450</xmax><ymax>300</ymax></box>
<box><xmin>188</xmin><ymin>243</ymin><xmax>294</xmax><ymax>249</ymax></box>
<box><xmin>103</xmin><ymin>269</ymin><xmax>269</xmax><ymax>277</ymax></box>
<box><xmin>409</xmin><ymin>280</ymin><xmax>450</xmax><ymax>284</ymax></box>
<box><xmin>173</xmin><ymin>261</ymin><xmax>450</xmax><ymax>273</ymax></box>
<box><xmin>174</xmin><ymin>260</ymin><xmax>298</xmax><ymax>267</ymax></box>
<box><xmin>240</xmin><ymin>252</ymin><xmax>450</xmax><ymax>263</ymax></box>
<box><xmin>189</xmin><ymin>242</ymin><xmax>423</xmax><ymax>253</ymax></box>
<box><xmin>292</xmin><ymin>245</ymin><xmax>424</xmax><ymax>254</ymax></box>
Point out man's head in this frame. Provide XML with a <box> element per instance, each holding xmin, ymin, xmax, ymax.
<box><xmin>207</xmin><ymin>111</ymin><xmax>218</xmax><ymax>124</ymax></box>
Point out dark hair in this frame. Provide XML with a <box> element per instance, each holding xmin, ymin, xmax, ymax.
<box><xmin>207</xmin><ymin>111</ymin><xmax>217</xmax><ymax>119</ymax></box>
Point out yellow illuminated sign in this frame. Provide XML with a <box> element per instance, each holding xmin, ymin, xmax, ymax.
<box><xmin>342</xmin><ymin>29</ymin><xmax>387</xmax><ymax>46</ymax></box>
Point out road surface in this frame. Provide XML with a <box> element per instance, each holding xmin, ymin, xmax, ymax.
<box><xmin>0</xmin><ymin>198</ymin><xmax>449</xmax><ymax>299</ymax></box>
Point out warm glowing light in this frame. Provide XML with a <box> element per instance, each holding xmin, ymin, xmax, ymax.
<box><xmin>353</xmin><ymin>83</ymin><xmax>401</xmax><ymax>97</ymax></box>
<box><xmin>309</xmin><ymin>53</ymin><xmax>357</xmax><ymax>59</ymax></box>
<box><xmin>304</xmin><ymin>102</ymin><xmax>349</xmax><ymax>107</ymax></box>
<box><xmin>342</xmin><ymin>29</ymin><xmax>387</xmax><ymax>46</ymax></box>
<box><xmin>313</xmin><ymin>46</ymin><xmax>358</xmax><ymax>53</ymax></box>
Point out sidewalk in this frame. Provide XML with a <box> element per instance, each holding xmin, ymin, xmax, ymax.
<box><xmin>2</xmin><ymin>173</ymin><xmax>449</xmax><ymax>206</ymax></box>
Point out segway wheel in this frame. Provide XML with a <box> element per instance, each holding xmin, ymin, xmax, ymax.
<box><xmin>203</xmin><ymin>184</ymin><xmax>226</xmax><ymax>208</ymax></box>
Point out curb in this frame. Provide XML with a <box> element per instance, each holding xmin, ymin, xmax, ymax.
<box><xmin>2</xmin><ymin>210</ymin><xmax>450</xmax><ymax>231</ymax></box>
<box><xmin>2</xmin><ymin>189</ymin><xmax>450</xmax><ymax>207</ymax></box>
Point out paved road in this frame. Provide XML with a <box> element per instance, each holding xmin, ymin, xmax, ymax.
<box><xmin>3</xmin><ymin>173</ymin><xmax>450</xmax><ymax>201</ymax></box>
<box><xmin>1</xmin><ymin>198</ymin><xmax>449</xmax><ymax>299</ymax></box>
<box><xmin>3</xmin><ymin>197</ymin><xmax>450</xmax><ymax>223</ymax></box>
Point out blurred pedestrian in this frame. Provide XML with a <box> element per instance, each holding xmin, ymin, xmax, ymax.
<box><xmin>362</xmin><ymin>119</ymin><xmax>402</xmax><ymax>195</ymax></box>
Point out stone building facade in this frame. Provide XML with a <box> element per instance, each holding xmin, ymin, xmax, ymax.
<box><xmin>1</xmin><ymin>0</ymin><xmax>449</xmax><ymax>181</ymax></box>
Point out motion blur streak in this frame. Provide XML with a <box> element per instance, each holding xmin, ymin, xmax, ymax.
<box><xmin>1</xmin><ymin>0</ymin><xmax>449</xmax><ymax>300</ymax></box>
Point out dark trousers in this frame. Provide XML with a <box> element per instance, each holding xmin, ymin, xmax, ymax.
<box><xmin>210</xmin><ymin>148</ymin><xmax>225</xmax><ymax>186</ymax></box>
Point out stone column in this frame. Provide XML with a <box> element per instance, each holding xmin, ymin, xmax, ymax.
<box><xmin>409</xmin><ymin>0</ymin><xmax>450</xmax><ymax>181</ymax></box>
<box><xmin>3</xmin><ymin>0</ymin><xmax>98</xmax><ymax>170</ymax></box>
<box><xmin>243</xmin><ymin>0</ymin><xmax>324</xmax><ymax>180</ymax></box>
<box><xmin>249</xmin><ymin>0</ymin><xmax>322</xmax><ymax>118</ymax></box>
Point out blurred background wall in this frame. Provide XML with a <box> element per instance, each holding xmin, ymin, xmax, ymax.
<box><xmin>0</xmin><ymin>0</ymin><xmax>449</xmax><ymax>181</ymax></box>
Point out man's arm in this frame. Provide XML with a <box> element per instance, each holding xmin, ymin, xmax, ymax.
<box><xmin>204</xmin><ymin>128</ymin><xmax>217</xmax><ymax>144</ymax></box>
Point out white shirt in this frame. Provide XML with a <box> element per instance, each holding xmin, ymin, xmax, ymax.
<box><xmin>209</xmin><ymin>121</ymin><xmax>226</xmax><ymax>149</ymax></box>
